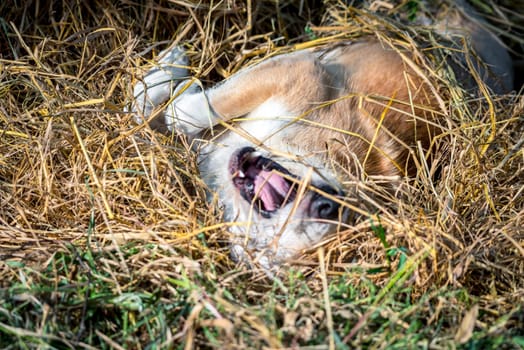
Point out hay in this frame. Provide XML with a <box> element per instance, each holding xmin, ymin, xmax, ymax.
<box><xmin>0</xmin><ymin>0</ymin><xmax>523</xmax><ymax>348</ymax></box>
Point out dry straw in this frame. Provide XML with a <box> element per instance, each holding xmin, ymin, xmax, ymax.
<box><xmin>0</xmin><ymin>0</ymin><xmax>522</xmax><ymax>348</ymax></box>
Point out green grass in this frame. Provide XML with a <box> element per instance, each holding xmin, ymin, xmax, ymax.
<box><xmin>1</xmin><ymin>239</ymin><xmax>522</xmax><ymax>349</ymax></box>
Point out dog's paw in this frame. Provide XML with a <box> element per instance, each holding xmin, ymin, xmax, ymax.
<box><xmin>164</xmin><ymin>79</ymin><xmax>216</xmax><ymax>138</ymax></box>
<box><xmin>127</xmin><ymin>46</ymin><xmax>190</xmax><ymax>128</ymax></box>
<box><xmin>157</xmin><ymin>46</ymin><xmax>189</xmax><ymax>69</ymax></box>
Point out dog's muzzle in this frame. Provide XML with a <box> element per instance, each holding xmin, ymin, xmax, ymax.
<box><xmin>308</xmin><ymin>184</ymin><xmax>342</xmax><ymax>221</ymax></box>
<box><xmin>229</xmin><ymin>146</ymin><xmax>344</xmax><ymax>220</ymax></box>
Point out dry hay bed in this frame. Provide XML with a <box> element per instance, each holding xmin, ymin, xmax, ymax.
<box><xmin>0</xmin><ymin>0</ymin><xmax>523</xmax><ymax>349</ymax></box>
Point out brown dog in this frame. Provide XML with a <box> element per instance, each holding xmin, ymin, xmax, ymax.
<box><xmin>129</xmin><ymin>3</ymin><xmax>513</xmax><ymax>268</ymax></box>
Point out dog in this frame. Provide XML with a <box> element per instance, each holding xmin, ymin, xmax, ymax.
<box><xmin>128</xmin><ymin>3</ymin><xmax>513</xmax><ymax>268</ymax></box>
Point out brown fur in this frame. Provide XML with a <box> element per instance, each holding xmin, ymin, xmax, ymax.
<box><xmin>207</xmin><ymin>41</ymin><xmax>437</xmax><ymax>177</ymax></box>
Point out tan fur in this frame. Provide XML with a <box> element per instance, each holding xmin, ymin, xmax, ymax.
<box><xmin>206</xmin><ymin>41</ymin><xmax>437</xmax><ymax>177</ymax></box>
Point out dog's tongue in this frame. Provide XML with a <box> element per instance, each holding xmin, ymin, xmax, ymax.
<box><xmin>252</xmin><ymin>169</ymin><xmax>291</xmax><ymax>211</ymax></box>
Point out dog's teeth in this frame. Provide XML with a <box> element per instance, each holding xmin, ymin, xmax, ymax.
<box><xmin>238</xmin><ymin>170</ymin><xmax>245</xmax><ymax>178</ymax></box>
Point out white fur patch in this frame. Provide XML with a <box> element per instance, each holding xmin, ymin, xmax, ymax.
<box><xmin>128</xmin><ymin>46</ymin><xmax>189</xmax><ymax>123</ymax></box>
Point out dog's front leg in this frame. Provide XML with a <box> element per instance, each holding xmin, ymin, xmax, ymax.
<box><xmin>166</xmin><ymin>50</ymin><xmax>329</xmax><ymax>138</ymax></box>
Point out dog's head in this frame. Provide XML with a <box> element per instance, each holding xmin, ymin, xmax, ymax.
<box><xmin>199</xmin><ymin>141</ymin><xmax>352</xmax><ymax>267</ymax></box>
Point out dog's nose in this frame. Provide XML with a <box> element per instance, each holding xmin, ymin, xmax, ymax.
<box><xmin>309</xmin><ymin>186</ymin><xmax>342</xmax><ymax>220</ymax></box>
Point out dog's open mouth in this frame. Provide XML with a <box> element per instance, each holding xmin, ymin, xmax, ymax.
<box><xmin>229</xmin><ymin>147</ymin><xmax>297</xmax><ymax>218</ymax></box>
